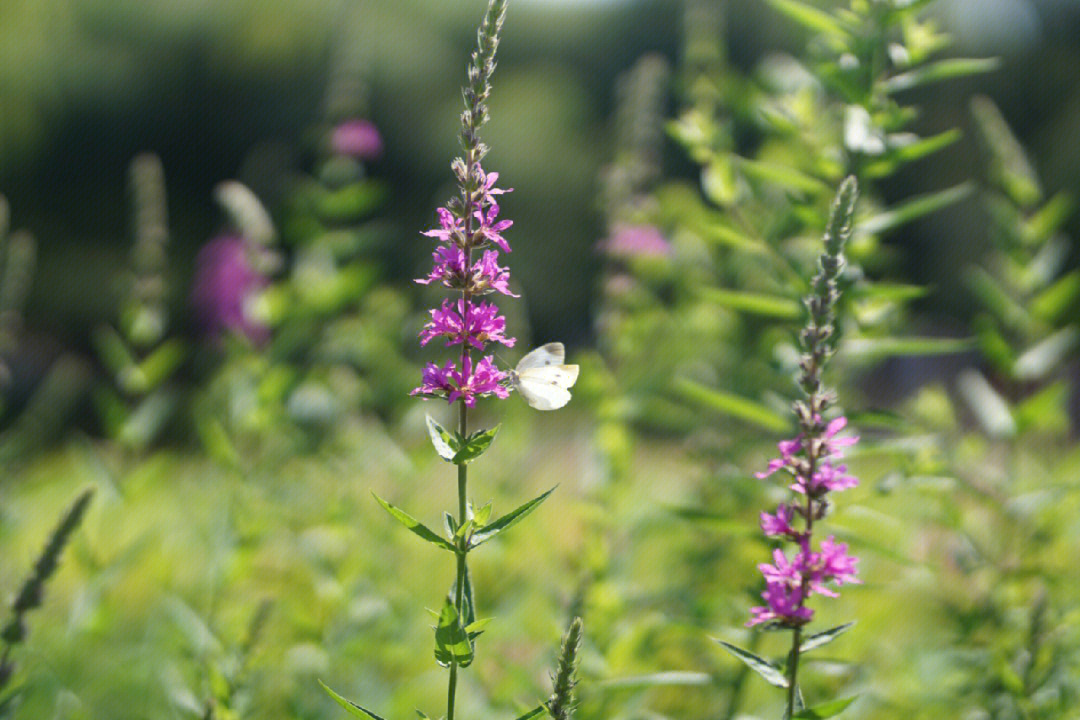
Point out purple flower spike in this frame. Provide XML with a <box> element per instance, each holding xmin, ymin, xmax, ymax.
<box><xmin>191</xmin><ymin>235</ymin><xmax>269</xmax><ymax>345</ymax></box>
<box><xmin>331</xmin><ymin>119</ymin><xmax>384</xmax><ymax>160</ymax></box>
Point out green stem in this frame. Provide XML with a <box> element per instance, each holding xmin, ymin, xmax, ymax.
<box><xmin>447</xmin><ymin>400</ymin><xmax>469</xmax><ymax>720</ymax></box>
<box><xmin>787</xmin><ymin>625</ymin><xmax>802</xmax><ymax>716</ymax></box>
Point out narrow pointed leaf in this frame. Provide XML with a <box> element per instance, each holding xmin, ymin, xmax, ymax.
<box><xmin>472</xmin><ymin>501</ymin><xmax>493</xmax><ymax>527</ymax></box>
<box><xmin>883</xmin><ymin>58</ymin><xmax>1000</xmax><ymax>93</ymax></box>
<box><xmin>1013</xmin><ymin>327</ymin><xmax>1079</xmax><ymax>382</ymax></box>
<box><xmin>469</xmin><ymin>487</ymin><xmax>556</xmax><ymax>547</ymax></box>
<box><xmin>793</xmin><ymin>696</ymin><xmax>858</xmax><ymax>718</ymax></box>
<box><xmin>957</xmin><ymin>369</ymin><xmax>1016</xmax><ymax>438</ymax></box>
<box><xmin>513</xmin><ymin>706</ymin><xmax>546</xmax><ymax>720</ymax></box>
<box><xmin>863</xmin><ymin>129</ymin><xmax>961</xmax><ymax>178</ymax></box>
<box><xmin>374</xmin><ymin>494</ymin><xmax>457</xmax><ymax>552</ymax></box>
<box><xmin>1031</xmin><ymin>270</ymin><xmax>1080</xmax><ymax>324</ymax></box>
<box><xmin>700</xmin><ymin>287</ymin><xmax>802</xmax><ymax>319</ymax></box>
<box><xmin>453</xmin><ymin>425</ymin><xmax>500</xmax><ymax>464</ymax></box>
<box><xmin>800</xmin><ymin>622</ymin><xmax>856</xmax><ymax>653</ymax></box>
<box><xmin>674</xmin><ymin>378</ymin><xmax>790</xmax><ymax>433</ymax></box>
<box><xmin>319</xmin><ymin>681</ymin><xmax>387</xmax><ymax>720</ymax></box>
<box><xmin>839</xmin><ymin>336</ymin><xmax>974</xmax><ymax>361</ymax></box>
<box><xmin>716</xmin><ymin>640</ymin><xmax>789</xmax><ymax>688</ymax></box>
<box><xmin>737</xmin><ymin>157</ymin><xmax>830</xmax><ymax>195</ymax></box>
<box><xmin>426</xmin><ymin>414</ymin><xmax>458</xmax><ymax>462</ymax></box>
<box><xmin>764</xmin><ymin>0</ymin><xmax>851</xmax><ymax>40</ymax></box>
<box><xmin>858</xmin><ymin>183</ymin><xmax>973</xmax><ymax>236</ymax></box>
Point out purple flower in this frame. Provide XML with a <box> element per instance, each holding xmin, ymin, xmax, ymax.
<box><xmin>415</xmin><ymin>247</ymin><xmax>518</xmax><ymax>298</ymax></box>
<box><xmin>415</xmin><ymin>156</ymin><xmax>517</xmax><ymax>408</ymax></box>
<box><xmin>474</xmin><ymin>202</ymin><xmax>513</xmax><ymax>253</ymax></box>
<box><xmin>191</xmin><ymin>235</ymin><xmax>268</xmax><ymax>345</ymax></box>
<box><xmin>419</xmin><ymin>298</ymin><xmax>515</xmax><ymax>350</ymax></box>
<box><xmin>749</xmin><ymin>583</ymin><xmax>813</xmax><ymax>627</ymax></box>
<box><xmin>760</xmin><ymin>504</ymin><xmax>798</xmax><ymax>539</ymax></box>
<box><xmin>422</xmin><ymin>208</ymin><xmax>466</xmax><ymax>246</ymax></box>
<box><xmin>331</xmin><ymin>119</ymin><xmax>383</xmax><ymax>160</ymax></box>
<box><xmin>411</xmin><ymin>355</ymin><xmax>509</xmax><ymax>408</ymax></box>
<box><xmin>599</xmin><ymin>224</ymin><xmax>671</xmax><ymax>258</ymax></box>
<box><xmin>749</xmin><ymin>415</ymin><xmax>860</xmax><ymax>627</ymax></box>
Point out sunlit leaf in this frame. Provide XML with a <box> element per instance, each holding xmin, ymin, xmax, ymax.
<box><xmin>319</xmin><ymin>681</ymin><xmax>387</xmax><ymax>720</ymax></box>
<box><xmin>453</xmin><ymin>425</ymin><xmax>500</xmax><ymax>464</ymax></box>
<box><xmin>839</xmin><ymin>336</ymin><xmax>973</xmax><ymax>361</ymax></box>
<box><xmin>883</xmin><ymin>58</ymin><xmax>1000</xmax><ymax>93</ymax></box>
<box><xmin>426</xmin><ymin>414</ymin><xmax>458</xmax><ymax>462</ymax></box>
<box><xmin>470</xmin><ymin>487</ymin><xmax>556</xmax><ymax>547</ymax></box>
<box><xmin>800</xmin><ymin>622</ymin><xmax>856</xmax><ymax>653</ymax></box>
<box><xmin>513</xmin><ymin>706</ymin><xmax>546</xmax><ymax>720</ymax></box>
<box><xmin>858</xmin><ymin>183</ymin><xmax>973</xmax><ymax>236</ymax></box>
<box><xmin>674</xmin><ymin>378</ymin><xmax>790</xmax><ymax>433</ymax></box>
<box><xmin>793</xmin><ymin>696</ymin><xmax>858</xmax><ymax>718</ymax></box>
<box><xmin>716</xmin><ymin>640</ymin><xmax>789</xmax><ymax>688</ymax></box>
<box><xmin>373</xmin><ymin>494</ymin><xmax>457</xmax><ymax>552</ymax></box>
<box><xmin>700</xmin><ymin>287</ymin><xmax>802</xmax><ymax>319</ymax></box>
<box><xmin>433</xmin><ymin>599</ymin><xmax>474</xmax><ymax>667</ymax></box>
<box><xmin>764</xmin><ymin>0</ymin><xmax>852</xmax><ymax>40</ymax></box>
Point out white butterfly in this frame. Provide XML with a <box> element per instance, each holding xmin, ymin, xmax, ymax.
<box><xmin>509</xmin><ymin>342</ymin><xmax>579</xmax><ymax>411</ymax></box>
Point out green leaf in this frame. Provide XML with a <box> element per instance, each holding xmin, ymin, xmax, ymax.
<box><xmin>793</xmin><ymin>696</ymin><xmax>858</xmax><ymax>718</ymax></box>
<box><xmin>716</xmin><ymin>640</ymin><xmax>789</xmax><ymax>688</ymax></box>
<box><xmin>862</xmin><ymin>129</ymin><xmax>962</xmax><ymax>178</ymax></box>
<box><xmin>673</xmin><ymin>378</ymin><xmax>791</xmax><ymax>433</ymax></box>
<box><xmin>513</xmin><ymin>706</ymin><xmax>546</xmax><ymax>720</ymax></box>
<box><xmin>883</xmin><ymin>57</ymin><xmax>1000</xmax><ymax>93</ymax></box>
<box><xmin>433</xmin><ymin>599</ymin><xmax>475</xmax><ymax>668</ymax></box>
<box><xmin>453</xmin><ymin>425</ymin><xmax>500</xmax><ymax>464</ymax></box>
<box><xmin>1031</xmin><ymin>270</ymin><xmax>1080</xmax><ymax>325</ymax></box>
<box><xmin>319</xmin><ymin>681</ymin><xmax>387</xmax><ymax>720</ymax></box>
<box><xmin>957</xmin><ymin>369</ymin><xmax>1016</xmax><ymax>438</ymax></box>
<box><xmin>1013</xmin><ymin>327</ymin><xmax>1078</xmax><ymax>382</ymax></box>
<box><xmin>700</xmin><ymin>287</ymin><xmax>802</xmax><ymax>319</ymax></box>
<box><xmin>764</xmin><ymin>0</ymin><xmax>852</xmax><ymax>40</ymax></box>
<box><xmin>839</xmin><ymin>336</ymin><xmax>974</xmax><ymax>361</ymax></box>
<box><xmin>426</xmin><ymin>414</ymin><xmax>459</xmax><ymax>462</ymax></box>
<box><xmin>858</xmin><ymin>183</ymin><xmax>973</xmax><ymax>236</ymax></box>
<box><xmin>471</xmin><ymin>501</ymin><xmax>493</xmax><ymax>527</ymax></box>
<box><xmin>737</xmin><ymin>157</ymin><xmax>830</xmax><ymax>195</ymax></box>
<box><xmin>469</xmin><ymin>487</ymin><xmax>556</xmax><ymax>548</ymax></box>
<box><xmin>373</xmin><ymin>494</ymin><xmax>457</xmax><ymax>552</ymax></box>
<box><xmin>799</xmin><ymin>622</ymin><xmax>856</xmax><ymax>653</ymax></box>
<box><xmin>597</xmin><ymin>671</ymin><xmax>712</xmax><ymax>689</ymax></box>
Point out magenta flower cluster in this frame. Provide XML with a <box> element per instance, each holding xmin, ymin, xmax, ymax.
<box><xmin>748</xmin><ymin>416</ymin><xmax>861</xmax><ymax>627</ymax></box>
<box><xmin>412</xmin><ymin>168</ymin><xmax>516</xmax><ymax>408</ymax></box>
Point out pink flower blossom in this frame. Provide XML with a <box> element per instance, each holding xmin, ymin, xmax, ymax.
<box><xmin>331</xmin><ymin>119</ymin><xmax>383</xmax><ymax>160</ymax></box>
<box><xmin>419</xmin><ymin>298</ymin><xmax>515</xmax><ymax>350</ymax></box>
<box><xmin>411</xmin><ymin>355</ymin><xmax>509</xmax><ymax>407</ymax></box>
<box><xmin>599</xmin><ymin>224</ymin><xmax>672</xmax><ymax>258</ymax></box>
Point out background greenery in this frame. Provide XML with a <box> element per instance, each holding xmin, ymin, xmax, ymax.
<box><xmin>2</xmin><ymin>1</ymin><xmax>1079</xmax><ymax>719</ymax></box>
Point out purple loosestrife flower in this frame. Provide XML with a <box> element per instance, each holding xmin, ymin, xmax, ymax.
<box><xmin>191</xmin><ymin>235</ymin><xmax>268</xmax><ymax>345</ymax></box>
<box><xmin>412</xmin><ymin>153</ymin><xmax>516</xmax><ymax>405</ymax></box>
<box><xmin>744</xmin><ymin>178</ymin><xmax>861</xmax><ymax>640</ymax></box>
<box><xmin>412</xmin><ymin>355</ymin><xmax>509</xmax><ymax>408</ymax></box>
<box><xmin>330</xmin><ymin>119</ymin><xmax>383</xmax><ymax>160</ymax></box>
<box><xmin>419</xmin><ymin>298</ymin><xmax>515</xmax><ymax>350</ymax></box>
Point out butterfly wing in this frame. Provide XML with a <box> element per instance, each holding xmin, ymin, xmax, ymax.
<box><xmin>515</xmin><ymin>364</ymin><xmax>579</xmax><ymax>411</ymax></box>
<box><xmin>515</xmin><ymin>342</ymin><xmax>565</xmax><ymax>371</ymax></box>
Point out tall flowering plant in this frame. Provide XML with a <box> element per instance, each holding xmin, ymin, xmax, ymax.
<box><xmin>719</xmin><ymin>178</ymin><xmax>862</xmax><ymax>719</ymax></box>
<box><xmin>322</xmin><ymin>2</ymin><xmax>582</xmax><ymax>719</ymax></box>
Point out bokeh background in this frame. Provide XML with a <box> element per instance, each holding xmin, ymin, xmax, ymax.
<box><xmin>3</xmin><ymin>1</ymin><xmax>1080</xmax><ymax>719</ymax></box>
<box><xmin>3</xmin><ymin>0</ymin><xmax>1080</xmax><ymax>362</ymax></box>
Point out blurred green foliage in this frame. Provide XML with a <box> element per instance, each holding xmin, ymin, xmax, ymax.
<box><xmin>1</xmin><ymin>1</ymin><xmax>1079</xmax><ymax>719</ymax></box>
